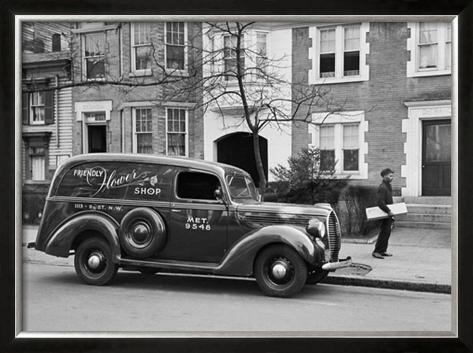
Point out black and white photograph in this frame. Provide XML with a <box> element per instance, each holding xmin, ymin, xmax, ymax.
<box><xmin>3</xmin><ymin>5</ymin><xmax>473</xmax><ymax>352</ymax></box>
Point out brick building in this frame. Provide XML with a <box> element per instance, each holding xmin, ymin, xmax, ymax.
<box><xmin>21</xmin><ymin>20</ymin><xmax>452</xmax><ymax>227</ymax></box>
<box><xmin>69</xmin><ymin>22</ymin><xmax>203</xmax><ymax>158</ymax></box>
<box><xmin>291</xmin><ymin>21</ymin><xmax>451</xmax><ymax>198</ymax></box>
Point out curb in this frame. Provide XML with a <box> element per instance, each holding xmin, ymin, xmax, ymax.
<box><xmin>320</xmin><ymin>275</ymin><xmax>451</xmax><ymax>294</ymax></box>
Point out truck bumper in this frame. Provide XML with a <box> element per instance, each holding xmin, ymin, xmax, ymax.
<box><xmin>321</xmin><ymin>256</ymin><xmax>352</xmax><ymax>271</ymax></box>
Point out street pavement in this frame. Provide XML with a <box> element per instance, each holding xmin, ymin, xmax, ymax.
<box><xmin>21</xmin><ymin>224</ymin><xmax>452</xmax><ymax>294</ymax></box>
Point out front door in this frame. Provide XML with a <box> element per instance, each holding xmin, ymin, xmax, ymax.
<box><xmin>88</xmin><ymin>125</ymin><xmax>107</xmax><ymax>153</ymax></box>
<box><xmin>422</xmin><ymin>120</ymin><xmax>451</xmax><ymax>196</ymax></box>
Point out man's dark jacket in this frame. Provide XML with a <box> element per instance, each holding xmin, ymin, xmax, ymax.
<box><xmin>377</xmin><ymin>180</ymin><xmax>393</xmax><ymax>214</ymax></box>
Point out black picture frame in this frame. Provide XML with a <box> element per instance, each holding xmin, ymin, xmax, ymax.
<box><xmin>2</xmin><ymin>0</ymin><xmax>472</xmax><ymax>352</ymax></box>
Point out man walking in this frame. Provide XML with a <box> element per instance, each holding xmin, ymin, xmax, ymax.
<box><xmin>372</xmin><ymin>168</ymin><xmax>395</xmax><ymax>259</ymax></box>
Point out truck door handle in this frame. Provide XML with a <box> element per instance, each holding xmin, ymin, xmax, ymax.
<box><xmin>171</xmin><ymin>209</ymin><xmax>181</xmax><ymax>213</ymax></box>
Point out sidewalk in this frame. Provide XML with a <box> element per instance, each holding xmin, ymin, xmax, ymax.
<box><xmin>21</xmin><ymin>225</ymin><xmax>452</xmax><ymax>294</ymax></box>
<box><xmin>327</xmin><ymin>226</ymin><xmax>452</xmax><ymax>293</ymax></box>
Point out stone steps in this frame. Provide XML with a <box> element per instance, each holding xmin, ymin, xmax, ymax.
<box><xmin>392</xmin><ymin>196</ymin><xmax>451</xmax><ymax>229</ymax></box>
<box><xmin>395</xmin><ymin>220</ymin><xmax>451</xmax><ymax>230</ymax></box>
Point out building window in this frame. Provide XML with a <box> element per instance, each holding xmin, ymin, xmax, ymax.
<box><xmin>407</xmin><ymin>22</ymin><xmax>452</xmax><ymax>77</ymax></box>
<box><xmin>29</xmin><ymin>147</ymin><xmax>46</xmax><ymax>181</ymax></box>
<box><xmin>52</xmin><ymin>33</ymin><xmax>61</xmax><ymax>52</ymax></box>
<box><xmin>166</xmin><ymin>108</ymin><xmax>187</xmax><ymax>156</ymax></box>
<box><xmin>309</xmin><ymin>23</ymin><xmax>369</xmax><ymax>84</ymax></box>
<box><xmin>319</xmin><ymin>123</ymin><xmax>360</xmax><ymax>173</ymax></box>
<box><xmin>319</xmin><ymin>28</ymin><xmax>336</xmax><ymax>78</ymax></box>
<box><xmin>165</xmin><ymin>22</ymin><xmax>186</xmax><ymax>70</ymax></box>
<box><xmin>343</xmin><ymin>25</ymin><xmax>360</xmax><ymax>76</ymax></box>
<box><xmin>319</xmin><ymin>25</ymin><xmax>360</xmax><ymax>79</ymax></box>
<box><xmin>223</xmin><ymin>35</ymin><xmax>245</xmax><ymax>81</ymax></box>
<box><xmin>133</xmin><ymin>108</ymin><xmax>153</xmax><ymax>154</ymax></box>
<box><xmin>418</xmin><ymin>22</ymin><xmax>453</xmax><ymax>71</ymax></box>
<box><xmin>131</xmin><ymin>23</ymin><xmax>152</xmax><ymax>73</ymax></box>
<box><xmin>320</xmin><ymin>125</ymin><xmax>335</xmax><ymax>171</ymax></box>
<box><xmin>256</xmin><ymin>32</ymin><xmax>267</xmax><ymax>71</ymax></box>
<box><xmin>83</xmin><ymin>32</ymin><xmax>106</xmax><ymax>80</ymax></box>
<box><xmin>342</xmin><ymin>124</ymin><xmax>359</xmax><ymax>171</ymax></box>
<box><xmin>30</xmin><ymin>91</ymin><xmax>45</xmax><ymax>124</ymax></box>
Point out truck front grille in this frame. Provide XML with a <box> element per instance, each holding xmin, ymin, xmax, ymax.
<box><xmin>327</xmin><ymin>211</ymin><xmax>341</xmax><ymax>262</ymax></box>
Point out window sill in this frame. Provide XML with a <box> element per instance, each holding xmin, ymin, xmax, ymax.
<box><xmin>338</xmin><ymin>171</ymin><xmax>367</xmax><ymax>180</ymax></box>
<box><xmin>24</xmin><ymin>179</ymin><xmax>50</xmax><ymax>185</ymax></box>
<box><xmin>311</xmin><ymin>75</ymin><xmax>368</xmax><ymax>85</ymax></box>
<box><xmin>407</xmin><ymin>69</ymin><xmax>451</xmax><ymax>78</ymax></box>
<box><xmin>129</xmin><ymin>70</ymin><xmax>152</xmax><ymax>78</ymax></box>
<box><xmin>165</xmin><ymin>69</ymin><xmax>189</xmax><ymax>77</ymax></box>
<box><xmin>83</xmin><ymin>77</ymin><xmax>106</xmax><ymax>82</ymax></box>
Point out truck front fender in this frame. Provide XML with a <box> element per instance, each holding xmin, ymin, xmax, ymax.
<box><xmin>216</xmin><ymin>225</ymin><xmax>324</xmax><ymax>276</ymax></box>
<box><xmin>44</xmin><ymin>212</ymin><xmax>121</xmax><ymax>262</ymax></box>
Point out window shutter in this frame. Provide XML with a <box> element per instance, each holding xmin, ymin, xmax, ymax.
<box><xmin>44</xmin><ymin>90</ymin><xmax>54</xmax><ymax>124</ymax></box>
<box><xmin>22</xmin><ymin>92</ymin><xmax>29</xmax><ymax>125</ymax></box>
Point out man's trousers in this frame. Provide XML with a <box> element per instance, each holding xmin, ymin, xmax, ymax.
<box><xmin>374</xmin><ymin>217</ymin><xmax>393</xmax><ymax>253</ymax></box>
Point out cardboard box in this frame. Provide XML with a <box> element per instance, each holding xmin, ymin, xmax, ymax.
<box><xmin>365</xmin><ymin>202</ymin><xmax>408</xmax><ymax>221</ymax></box>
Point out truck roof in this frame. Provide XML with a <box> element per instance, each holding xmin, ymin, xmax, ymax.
<box><xmin>56</xmin><ymin>153</ymin><xmax>249</xmax><ymax>178</ymax></box>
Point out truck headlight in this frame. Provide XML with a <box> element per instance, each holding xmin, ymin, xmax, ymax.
<box><xmin>306</xmin><ymin>218</ymin><xmax>326</xmax><ymax>238</ymax></box>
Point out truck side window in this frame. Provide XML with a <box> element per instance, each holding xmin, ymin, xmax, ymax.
<box><xmin>177</xmin><ymin>172</ymin><xmax>220</xmax><ymax>200</ymax></box>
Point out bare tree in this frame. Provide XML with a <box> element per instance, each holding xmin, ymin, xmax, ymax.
<box><xmin>166</xmin><ymin>21</ymin><xmax>344</xmax><ymax>196</ymax></box>
<box><xmin>22</xmin><ymin>21</ymin><xmax>349</xmax><ymax>198</ymax></box>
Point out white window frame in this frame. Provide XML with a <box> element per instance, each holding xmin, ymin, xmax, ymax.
<box><xmin>165</xmin><ymin>108</ymin><xmax>188</xmax><ymax>157</ymax></box>
<box><xmin>223</xmin><ymin>34</ymin><xmax>246</xmax><ymax>81</ymax></box>
<box><xmin>29</xmin><ymin>91</ymin><xmax>45</xmax><ymax>125</ymax></box>
<box><xmin>407</xmin><ymin>22</ymin><xmax>452</xmax><ymax>77</ymax></box>
<box><xmin>130</xmin><ymin>23</ymin><xmax>153</xmax><ymax>76</ymax></box>
<box><xmin>132</xmin><ymin>107</ymin><xmax>153</xmax><ymax>154</ymax></box>
<box><xmin>29</xmin><ymin>147</ymin><xmax>46</xmax><ymax>181</ymax></box>
<box><xmin>206</xmin><ymin>29</ymin><xmax>269</xmax><ymax>84</ymax></box>
<box><xmin>81</xmin><ymin>31</ymin><xmax>106</xmax><ymax>81</ymax></box>
<box><xmin>164</xmin><ymin>22</ymin><xmax>188</xmax><ymax>73</ymax></box>
<box><xmin>308</xmin><ymin>111</ymin><xmax>368</xmax><ymax>179</ymax></box>
<box><xmin>255</xmin><ymin>31</ymin><xmax>268</xmax><ymax>71</ymax></box>
<box><xmin>309</xmin><ymin>23</ymin><xmax>370</xmax><ymax>85</ymax></box>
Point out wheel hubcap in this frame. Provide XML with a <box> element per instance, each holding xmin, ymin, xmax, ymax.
<box><xmin>128</xmin><ymin>221</ymin><xmax>152</xmax><ymax>248</ymax></box>
<box><xmin>267</xmin><ymin>257</ymin><xmax>294</xmax><ymax>285</ymax></box>
<box><xmin>87</xmin><ymin>252</ymin><xmax>104</xmax><ymax>270</ymax></box>
<box><xmin>271</xmin><ymin>262</ymin><xmax>288</xmax><ymax>279</ymax></box>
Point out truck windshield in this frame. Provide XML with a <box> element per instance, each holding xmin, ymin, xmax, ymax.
<box><xmin>225</xmin><ymin>173</ymin><xmax>259</xmax><ymax>201</ymax></box>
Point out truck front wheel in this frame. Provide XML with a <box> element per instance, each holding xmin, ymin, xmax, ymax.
<box><xmin>254</xmin><ymin>244</ymin><xmax>307</xmax><ymax>298</ymax></box>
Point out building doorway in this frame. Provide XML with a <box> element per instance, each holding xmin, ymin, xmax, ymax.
<box><xmin>88</xmin><ymin>125</ymin><xmax>107</xmax><ymax>153</ymax></box>
<box><xmin>422</xmin><ymin>120</ymin><xmax>451</xmax><ymax>196</ymax></box>
<box><xmin>216</xmin><ymin>132</ymin><xmax>268</xmax><ymax>187</ymax></box>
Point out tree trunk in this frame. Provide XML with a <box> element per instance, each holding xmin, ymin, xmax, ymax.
<box><xmin>252</xmin><ymin>130</ymin><xmax>267</xmax><ymax>199</ymax></box>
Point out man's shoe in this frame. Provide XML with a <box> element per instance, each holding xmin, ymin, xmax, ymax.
<box><xmin>372</xmin><ymin>252</ymin><xmax>384</xmax><ymax>259</ymax></box>
<box><xmin>381</xmin><ymin>252</ymin><xmax>393</xmax><ymax>257</ymax></box>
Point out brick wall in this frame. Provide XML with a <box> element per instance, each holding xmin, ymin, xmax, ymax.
<box><xmin>71</xmin><ymin>22</ymin><xmax>203</xmax><ymax>158</ymax></box>
<box><xmin>292</xmin><ymin>22</ymin><xmax>452</xmax><ymax>193</ymax></box>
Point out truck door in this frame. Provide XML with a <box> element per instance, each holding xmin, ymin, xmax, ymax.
<box><xmin>159</xmin><ymin>169</ymin><xmax>228</xmax><ymax>263</ymax></box>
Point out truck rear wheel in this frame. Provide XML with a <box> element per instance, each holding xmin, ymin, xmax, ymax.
<box><xmin>254</xmin><ymin>244</ymin><xmax>307</xmax><ymax>298</ymax></box>
<box><xmin>74</xmin><ymin>238</ymin><xmax>118</xmax><ymax>285</ymax></box>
